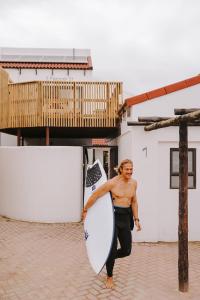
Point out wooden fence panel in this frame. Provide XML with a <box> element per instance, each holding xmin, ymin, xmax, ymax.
<box><xmin>7</xmin><ymin>82</ymin><xmax>39</xmax><ymax>128</ymax></box>
<box><xmin>0</xmin><ymin>79</ymin><xmax>122</xmax><ymax>129</ymax></box>
<box><xmin>0</xmin><ymin>69</ymin><xmax>9</xmax><ymax>129</ymax></box>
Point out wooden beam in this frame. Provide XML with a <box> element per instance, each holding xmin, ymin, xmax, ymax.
<box><xmin>144</xmin><ymin>110</ymin><xmax>200</xmax><ymax>131</ymax></box>
<box><xmin>138</xmin><ymin>116</ymin><xmax>169</xmax><ymax>122</ymax></box>
<box><xmin>175</xmin><ymin>108</ymin><xmax>200</xmax><ymax>115</ymax></box>
<box><xmin>187</xmin><ymin>122</ymin><xmax>200</xmax><ymax>126</ymax></box>
<box><xmin>128</xmin><ymin>121</ymin><xmax>200</xmax><ymax>127</ymax></box>
<box><xmin>178</xmin><ymin>122</ymin><xmax>189</xmax><ymax>292</ymax></box>
<box><xmin>127</xmin><ymin>121</ymin><xmax>153</xmax><ymax>126</ymax></box>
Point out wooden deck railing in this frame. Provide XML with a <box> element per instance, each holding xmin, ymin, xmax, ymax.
<box><xmin>0</xmin><ymin>69</ymin><xmax>9</xmax><ymax>129</ymax></box>
<box><xmin>0</xmin><ymin>80</ymin><xmax>122</xmax><ymax>129</ymax></box>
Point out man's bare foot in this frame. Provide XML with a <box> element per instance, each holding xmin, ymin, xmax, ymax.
<box><xmin>105</xmin><ymin>276</ymin><xmax>114</xmax><ymax>289</ymax></box>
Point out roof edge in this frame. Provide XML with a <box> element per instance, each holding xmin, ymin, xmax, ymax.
<box><xmin>0</xmin><ymin>56</ymin><xmax>93</xmax><ymax>70</ymax></box>
<box><xmin>125</xmin><ymin>74</ymin><xmax>200</xmax><ymax>107</ymax></box>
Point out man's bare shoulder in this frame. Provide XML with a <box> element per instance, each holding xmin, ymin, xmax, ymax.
<box><xmin>106</xmin><ymin>176</ymin><xmax>119</xmax><ymax>188</ymax></box>
<box><xmin>130</xmin><ymin>178</ymin><xmax>137</xmax><ymax>188</ymax></box>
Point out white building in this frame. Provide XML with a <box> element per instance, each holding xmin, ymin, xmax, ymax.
<box><xmin>0</xmin><ymin>47</ymin><xmax>93</xmax><ymax>146</ymax></box>
<box><xmin>117</xmin><ymin>74</ymin><xmax>200</xmax><ymax>242</ymax></box>
<box><xmin>1</xmin><ymin>47</ymin><xmax>199</xmax><ymax>242</ymax></box>
<box><xmin>0</xmin><ymin>47</ymin><xmax>93</xmax><ymax>82</ymax></box>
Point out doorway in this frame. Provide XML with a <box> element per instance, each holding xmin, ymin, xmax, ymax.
<box><xmin>82</xmin><ymin>146</ymin><xmax>118</xmax><ymax>200</ymax></box>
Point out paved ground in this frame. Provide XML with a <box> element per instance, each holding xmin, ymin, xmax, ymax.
<box><xmin>0</xmin><ymin>216</ymin><xmax>200</xmax><ymax>300</ymax></box>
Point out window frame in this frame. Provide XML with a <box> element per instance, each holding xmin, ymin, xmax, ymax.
<box><xmin>170</xmin><ymin>148</ymin><xmax>196</xmax><ymax>189</ymax></box>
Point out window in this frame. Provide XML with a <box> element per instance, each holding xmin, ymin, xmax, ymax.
<box><xmin>170</xmin><ymin>148</ymin><xmax>196</xmax><ymax>189</ymax></box>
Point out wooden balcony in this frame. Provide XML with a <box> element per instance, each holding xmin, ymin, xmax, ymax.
<box><xmin>0</xmin><ymin>69</ymin><xmax>122</xmax><ymax>138</ymax></box>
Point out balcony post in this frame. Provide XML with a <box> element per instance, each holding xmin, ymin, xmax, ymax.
<box><xmin>17</xmin><ymin>129</ymin><xmax>21</xmax><ymax>146</ymax></box>
<box><xmin>45</xmin><ymin>127</ymin><xmax>50</xmax><ymax>146</ymax></box>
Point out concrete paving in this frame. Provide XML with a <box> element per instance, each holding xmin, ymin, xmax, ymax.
<box><xmin>0</xmin><ymin>216</ymin><xmax>199</xmax><ymax>300</ymax></box>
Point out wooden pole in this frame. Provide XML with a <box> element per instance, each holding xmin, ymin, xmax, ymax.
<box><xmin>174</xmin><ymin>108</ymin><xmax>200</xmax><ymax>115</ymax></box>
<box><xmin>45</xmin><ymin>127</ymin><xmax>50</xmax><ymax>146</ymax></box>
<box><xmin>138</xmin><ymin>116</ymin><xmax>169</xmax><ymax>122</ymax></box>
<box><xmin>17</xmin><ymin>129</ymin><xmax>21</xmax><ymax>146</ymax></box>
<box><xmin>144</xmin><ymin>109</ymin><xmax>200</xmax><ymax>131</ymax></box>
<box><xmin>128</xmin><ymin>121</ymin><xmax>200</xmax><ymax>127</ymax></box>
<box><xmin>179</xmin><ymin>121</ymin><xmax>189</xmax><ymax>292</ymax></box>
<box><xmin>127</xmin><ymin>121</ymin><xmax>153</xmax><ymax>126</ymax></box>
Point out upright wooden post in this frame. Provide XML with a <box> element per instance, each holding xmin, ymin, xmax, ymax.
<box><xmin>179</xmin><ymin>121</ymin><xmax>189</xmax><ymax>292</ymax></box>
<box><xmin>17</xmin><ymin>129</ymin><xmax>21</xmax><ymax>146</ymax></box>
<box><xmin>45</xmin><ymin>127</ymin><xmax>50</xmax><ymax>146</ymax></box>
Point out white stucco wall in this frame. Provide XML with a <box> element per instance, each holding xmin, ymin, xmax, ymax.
<box><xmin>129</xmin><ymin>83</ymin><xmax>200</xmax><ymax>120</ymax></box>
<box><xmin>118</xmin><ymin>127</ymin><xmax>161</xmax><ymax>242</ymax></box>
<box><xmin>0</xmin><ymin>146</ymin><xmax>83</xmax><ymax>223</ymax></box>
<box><xmin>6</xmin><ymin>68</ymin><xmax>93</xmax><ymax>83</ymax></box>
<box><xmin>157</xmin><ymin>138</ymin><xmax>200</xmax><ymax>242</ymax></box>
<box><xmin>119</xmin><ymin>84</ymin><xmax>200</xmax><ymax>241</ymax></box>
<box><xmin>117</xmin><ymin>130</ymin><xmax>133</xmax><ymax>162</ymax></box>
<box><xmin>119</xmin><ymin>126</ymin><xmax>200</xmax><ymax>242</ymax></box>
<box><xmin>0</xmin><ymin>133</ymin><xmax>17</xmax><ymax>146</ymax></box>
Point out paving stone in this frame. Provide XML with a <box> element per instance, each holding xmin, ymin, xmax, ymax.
<box><xmin>0</xmin><ymin>216</ymin><xmax>200</xmax><ymax>300</ymax></box>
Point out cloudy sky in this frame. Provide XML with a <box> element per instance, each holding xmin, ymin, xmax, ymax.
<box><xmin>0</xmin><ymin>0</ymin><xmax>200</xmax><ymax>98</ymax></box>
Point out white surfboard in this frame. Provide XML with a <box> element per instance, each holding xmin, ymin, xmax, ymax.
<box><xmin>84</xmin><ymin>159</ymin><xmax>114</xmax><ymax>274</ymax></box>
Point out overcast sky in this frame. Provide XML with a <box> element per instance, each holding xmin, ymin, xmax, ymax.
<box><xmin>0</xmin><ymin>0</ymin><xmax>200</xmax><ymax>98</ymax></box>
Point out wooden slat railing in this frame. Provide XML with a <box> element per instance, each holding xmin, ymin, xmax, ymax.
<box><xmin>0</xmin><ymin>69</ymin><xmax>9</xmax><ymax>129</ymax></box>
<box><xmin>0</xmin><ymin>80</ymin><xmax>122</xmax><ymax>129</ymax></box>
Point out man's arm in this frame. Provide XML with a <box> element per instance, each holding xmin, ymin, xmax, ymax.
<box><xmin>131</xmin><ymin>181</ymin><xmax>142</xmax><ymax>231</ymax></box>
<box><xmin>83</xmin><ymin>180</ymin><xmax>114</xmax><ymax>212</ymax></box>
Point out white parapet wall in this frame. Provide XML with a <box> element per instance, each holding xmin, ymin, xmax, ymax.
<box><xmin>0</xmin><ymin>133</ymin><xmax>17</xmax><ymax>146</ymax></box>
<box><xmin>0</xmin><ymin>146</ymin><xmax>83</xmax><ymax>223</ymax></box>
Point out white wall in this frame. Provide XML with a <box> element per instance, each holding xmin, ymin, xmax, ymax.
<box><xmin>0</xmin><ymin>133</ymin><xmax>17</xmax><ymax>146</ymax></box>
<box><xmin>118</xmin><ymin>127</ymin><xmax>160</xmax><ymax>242</ymax></box>
<box><xmin>130</xmin><ymin>83</ymin><xmax>200</xmax><ymax>120</ymax></box>
<box><xmin>157</xmin><ymin>127</ymin><xmax>200</xmax><ymax>241</ymax></box>
<box><xmin>117</xmin><ymin>130</ymin><xmax>133</xmax><ymax>162</ymax></box>
<box><xmin>7</xmin><ymin>68</ymin><xmax>93</xmax><ymax>83</ymax></box>
<box><xmin>119</xmin><ymin>84</ymin><xmax>200</xmax><ymax>241</ymax></box>
<box><xmin>0</xmin><ymin>146</ymin><xmax>83</xmax><ymax>223</ymax></box>
<box><xmin>119</xmin><ymin>123</ymin><xmax>200</xmax><ymax>242</ymax></box>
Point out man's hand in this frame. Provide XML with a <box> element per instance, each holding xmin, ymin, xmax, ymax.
<box><xmin>135</xmin><ymin>220</ymin><xmax>142</xmax><ymax>231</ymax></box>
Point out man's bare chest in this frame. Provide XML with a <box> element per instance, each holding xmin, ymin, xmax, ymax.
<box><xmin>111</xmin><ymin>182</ymin><xmax>135</xmax><ymax>198</ymax></box>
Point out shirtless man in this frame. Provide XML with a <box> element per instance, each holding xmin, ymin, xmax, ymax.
<box><xmin>82</xmin><ymin>159</ymin><xmax>141</xmax><ymax>289</ymax></box>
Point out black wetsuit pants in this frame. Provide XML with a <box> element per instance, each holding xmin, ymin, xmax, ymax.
<box><xmin>106</xmin><ymin>207</ymin><xmax>133</xmax><ymax>277</ymax></box>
